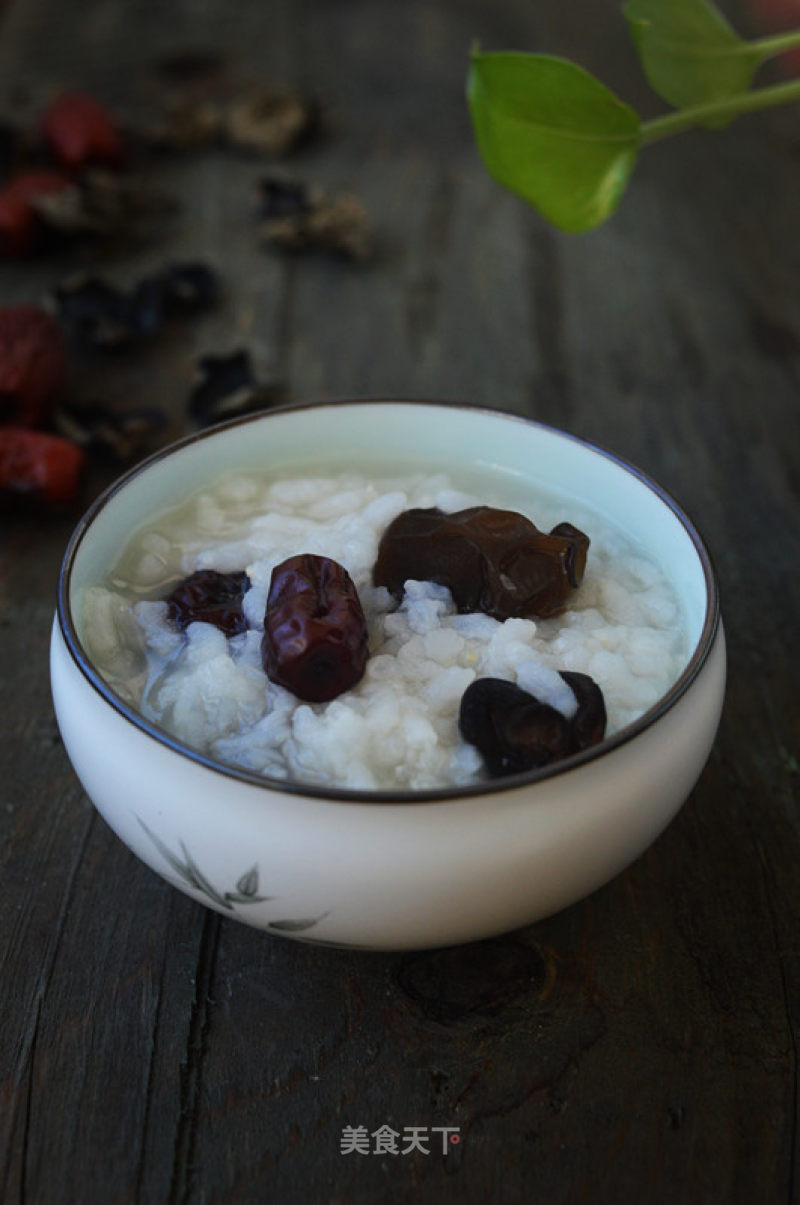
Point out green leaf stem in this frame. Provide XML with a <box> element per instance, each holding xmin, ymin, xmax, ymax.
<box><xmin>467</xmin><ymin>1</ymin><xmax>800</xmax><ymax>232</ymax></box>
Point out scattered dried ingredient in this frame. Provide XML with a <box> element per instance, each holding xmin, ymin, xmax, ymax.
<box><xmin>558</xmin><ymin>670</ymin><xmax>607</xmax><ymax>751</ymax></box>
<box><xmin>54</xmin><ymin>400</ymin><xmax>168</xmax><ymax>461</ymax></box>
<box><xmin>0</xmin><ymin>169</ymin><xmax>73</xmax><ymax>256</ymax></box>
<box><xmin>0</xmin><ymin>426</ymin><xmax>86</xmax><ymax>510</ymax></box>
<box><xmin>54</xmin><ymin>261</ymin><xmax>219</xmax><ymax>349</ymax></box>
<box><xmin>262</xmin><ymin>554</ymin><xmax>369</xmax><ymax>702</ymax></box>
<box><xmin>258</xmin><ymin>175</ymin><xmax>319</xmax><ymax>220</ymax></box>
<box><xmin>54</xmin><ymin>274</ymin><xmax>161</xmax><ymax>348</ymax></box>
<box><xmin>259</xmin><ymin>178</ymin><xmax>372</xmax><ymax>260</ymax></box>
<box><xmin>374</xmin><ymin>506</ymin><xmax>589</xmax><ymax>621</ymax></box>
<box><xmin>160</xmin><ymin>261</ymin><xmax>220</xmax><ymax>313</ymax></box>
<box><xmin>225</xmin><ymin>87</ymin><xmax>321</xmax><ymax>156</ymax></box>
<box><xmin>458</xmin><ymin>673</ymin><xmax>606</xmax><ymax>778</ymax></box>
<box><xmin>30</xmin><ymin>168</ymin><xmax>176</xmax><ymax>242</ymax></box>
<box><xmin>0</xmin><ymin>305</ymin><xmax>67</xmax><ymax>427</ymax></box>
<box><xmin>188</xmin><ymin>349</ymin><xmax>282</xmax><ymax>427</ymax></box>
<box><xmin>166</xmin><ymin>568</ymin><xmax>249</xmax><ymax>636</ymax></box>
<box><xmin>138</xmin><ymin>84</ymin><xmax>323</xmax><ymax>154</ymax></box>
<box><xmin>143</xmin><ymin>95</ymin><xmax>223</xmax><ymax>150</ymax></box>
<box><xmin>41</xmin><ymin>90</ymin><xmax>125</xmax><ymax>172</ymax></box>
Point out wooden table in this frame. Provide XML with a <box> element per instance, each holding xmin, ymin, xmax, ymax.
<box><xmin>2</xmin><ymin>1</ymin><xmax>799</xmax><ymax>1201</ymax></box>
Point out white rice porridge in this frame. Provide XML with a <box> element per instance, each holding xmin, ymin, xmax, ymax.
<box><xmin>81</xmin><ymin>470</ymin><xmax>688</xmax><ymax>791</ymax></box>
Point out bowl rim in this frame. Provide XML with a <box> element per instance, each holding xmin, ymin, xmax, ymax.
<box><xmin>56</xmin><ymin>396</ymin><xmax>721</xmax><ymax>805</ymax></box>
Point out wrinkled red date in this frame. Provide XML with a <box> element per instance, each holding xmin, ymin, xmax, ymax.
<box><xmin>166</xmin><ymin>569</ymin><xmax>249</xmax><ymax>636</ymax></box>
<box><xmin>262</xmin><ymin>554</ymin><xmax>369</xmax><ymax>702</ymax></box>
<box><xmin>0</xmin><ymin>305</ymin><xmax>67</xmax><ymax>426</ymax></box>
<box><xmin>373</xmin><ymin>506</ymin><xmax>589</xmax><ymax>620</ymax></box>
<box><xmin>0</xmin><ymin>426</ymin><xmax>86</xmax><ymax>509</ymax></box>
<box><xmin>458</xmin><ymin>673</ymin><xmax>606</xmax><ymax>778</ymax></box>
<box><xmin>42</xmin><ymin>91</ymin><xmax>125</xmax><ymax>172</ymax></box>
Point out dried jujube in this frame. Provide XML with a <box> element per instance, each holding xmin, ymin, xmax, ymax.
<box><xmin>41</xmin><ymin>91</ymin><xmax>125</xmax><ymax>172</ymax></box>
<box><xmin>262</xmin><ymin>554</ymin><xmax>369</xmax><ymax>703</ymax></box>
<box><xmin>0</xmin><ymin>426</ymin><xmax>86</xmax><ymax>510</ymax></box>
<box><xmin>458</xmin><ymin>673</ymin><xmax>606</xmax><ymax>778</ymax></box>
<box><xmin>166</xmin><ymin>569</ymin><xmax>249</xmax><ymax>636</ymax></box>
<box><xmin>373</xmin><ymin>506</ymin><xmax>589</xmax><ymax>621</ymax></box>
<box><xmin>0</xmin><ymin>305</ymin><xmax>67</xmax><ymax>427</ymax></box>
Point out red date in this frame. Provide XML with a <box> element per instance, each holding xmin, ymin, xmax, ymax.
<box><xmin>262</xmin><ymin>554</ymin><xmax>369</xmax><ymax>702</ymax></box>
<box><xmin>0</xmin><ymin>305</ymin><xmax>67</xmax><ymax>426</ymax></box>
<box><xmin>0</xmin><ymin>426</ymin><xmax>86</xmax><ymax>510</ymax></box>
<box><xmin>373</xmin><ymin>506</ymin><xmax>589</xmax><ymax>620</ymax></box>
<box><xmin>42</xmin><ymin>91</ymin><xmax>125</xmax><ymax>172</ymax></box>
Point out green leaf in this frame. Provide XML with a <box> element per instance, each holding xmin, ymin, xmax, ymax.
<box><xmin>623</xmin><ymin>0</ymin><xmax>762</xmax><ymax>121</ymax></box>
<box><xmin>467</xmin><ymin>52</ymin><xmax>640</xmax><ymax>233</ymax></box>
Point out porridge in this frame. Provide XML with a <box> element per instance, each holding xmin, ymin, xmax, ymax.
<box><xmin>80</xmin><ymin>470</ymin><xmax>687</xmax><ymax>791</ymax></box>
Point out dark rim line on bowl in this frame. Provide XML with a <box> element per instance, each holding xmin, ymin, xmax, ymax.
<box><xmin>57</xmin><ymin>397</ymin><xmax>721</xmax><ymax>805</ymax></box>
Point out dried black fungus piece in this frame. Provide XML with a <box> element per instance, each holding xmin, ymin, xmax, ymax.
<box><xmin>559</xmin><ymin>670</ymin><xmax>607</xmax><ymax>751</ymax></box>
<box><xmin>54</xmin><ymin>260</ymin><xmax>219</xmax><ymax>349</ymax></box>
<box><xmin>262</xmin><ymin>554</ymin><xmax>369</xmax><ymax>703</ymax></box>
<box><xmin>258</xmin><ymin>175</ymin><xmax>317</xmax><ymax>220</ymax></box>
<box><xmin>54</xmin><ymin>274</ymin><xmax>162</xmax><ymax>348</ymax></box>
<box><xmin>258</xmin><ymin>176</ymin><xmax>372</xmax><ymax>261</ymax></box>
<box><xmin>374</xmin><ymin>506</ymin><xmax>590</xmax><ymax>621</ymax></box>
<box><xmin>166</xmin><ymin>569</ymin><xmax>249</xmax><ymax>636</ymax></box>
<box><xmin>160</xmin><ymin>261</ymin><xmax>220</xmax><ymax>313</ymax></box>
<box><xmin>188</xmin><ymin>349</ymin><xmax>282</xmax><ymax>427</ymax></box>
<box><xmin>54</xmin><ymin>400</ymin><xmax>168</xmax><ymax>462</ymax></box>
<box><xmin>459</xmin><ymin>673</ymin><xmax>607</xmax><ymax>778</ymax></box>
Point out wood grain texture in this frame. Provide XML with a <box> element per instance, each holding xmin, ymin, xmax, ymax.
<box><xmin>1</xmin><ymin>0</ymin><xmax>799</xmax><ymax>1202</ymax></box>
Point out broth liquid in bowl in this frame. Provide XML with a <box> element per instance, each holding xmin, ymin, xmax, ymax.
<box><xmin>80</xmin><ymin>469</ymin><xmax>688</xmax><ymax>792</ymax></box>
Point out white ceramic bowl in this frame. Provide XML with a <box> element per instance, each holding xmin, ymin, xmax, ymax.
<box><xmin>51</xmin><ymin>400</ymin><xmax>725</xmax><ymax>950</ymax></box>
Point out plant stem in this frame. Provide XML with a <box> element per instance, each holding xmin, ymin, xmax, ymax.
<box><xmin>752</xmin><ymin>28</ymin><xmax>800</xmax><ymax>62</ymax></box>
<box><xmin>641</xmin><ymin>77</ymin><xmax>800</xmax><ymax>144</ymax></box>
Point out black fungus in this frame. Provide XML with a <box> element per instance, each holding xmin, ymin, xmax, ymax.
<box><xmin>166</xmin><ymin>569</ymin><xmax>249</xmax><ymax>636</ymax></box>
<box><xmin>458</xmin><ymin>673</ymin><xmax>607</xmax><ymax>778</ymax></box>
<box><xmin>258</xmin><ymin>175</ymin><xmax>315</xmax><ymax>220</ymax></box>
<box><xmin>188</xmin><ymin>348</ymin><xmax>283</xmax><ymax>427</ymax></box>
<box><xmin>54</xmin><ymin>400</ymin><xmax>168</xmax><ymax>461</ymax></box>
<box><xmin>160</xmin><ymin>261</ymin><xmax>221</xmax><ymax>313</ymax></box>
<box><xmin>53</xmin><ymin>260</ymin><xmax>219</xmax><ymax>348</ymax></box>
<box><xmin>258</xmin><ymin>178</ymin><xmax>372</xmax><ymax>261</ymax></box>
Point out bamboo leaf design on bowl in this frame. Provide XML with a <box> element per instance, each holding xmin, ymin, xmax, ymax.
<box><xmin>137</xmin><ymin>818</ymin><xmax>327</xmax><ymax>931</ymax></box>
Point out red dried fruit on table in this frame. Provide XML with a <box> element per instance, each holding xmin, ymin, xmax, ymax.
<box><xmin>262</xmin><ymin>554</ymin><xmax>369</xmax><ymax>702</ymax></box>
<box><xmin>0</xmin><ymin>305</ymin><xmax>67</xmax><ymax>427</ymax></box>
<box><xmin>0</xmin><ymin>427</ymin><xmax>86</xmax><ymax>509</ymax></box>
<box><xmin>42</xmin><ymin>91</ymin><xmax>125</xmax><ymax>173</ymax></box>
<box><xmin>0</xmin><ymin>169</ymin><xmax>73</xmax><ymax>257</ymax></box>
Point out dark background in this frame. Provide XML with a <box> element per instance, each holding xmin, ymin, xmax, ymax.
<box><xmin>1</xmin><ymin>1</ymin><xmax>799</xmax><ymax>1201</ymax></box>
